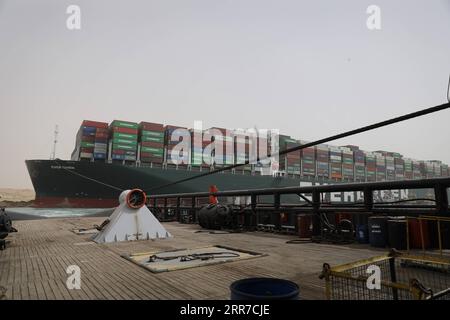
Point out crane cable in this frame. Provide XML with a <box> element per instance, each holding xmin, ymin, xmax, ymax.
<box><xmin>145</xmin><ymin>102</ymin><xmax>450</xmax><ymax>193</ymax></box>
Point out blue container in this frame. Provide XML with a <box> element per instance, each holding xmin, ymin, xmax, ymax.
<box><xmin>230</xmin><ymin>278</ymin><xmax>299</xmax><ymax>300</ymax></box>
<box><xmin>111</xmin><ymin>154</ymin><xmax>125</xmax><ymax>160</ymax></box>
<box><xmin>356</xmin><ymin>224</ymin><xmax>369</xmax><ymax>243</ymax></box>
<box><xmin>93</xmin><ymin>153</ymin><xmax>106</xmax><ymax>159</ymax></box>
<box><xmin>82</xmin><ymin>127</ymin><xmax>97</xmax><ymax>135</ymax></box>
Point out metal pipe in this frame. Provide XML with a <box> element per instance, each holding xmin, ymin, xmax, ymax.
<box><xmin>148</xmin><ymin>177</ymin><xmax>450</xmax><ymax>199</ymax></box>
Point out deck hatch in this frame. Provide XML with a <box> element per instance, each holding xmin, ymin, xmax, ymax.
<box><xmin>121</xmin><ymin>245</ymin><xmax>266</xmax><ymax>273</ymax></box>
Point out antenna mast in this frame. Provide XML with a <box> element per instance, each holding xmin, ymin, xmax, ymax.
<box><xmin>51</xmin><ymin>125</ymin><xmax>59</xmax><ymax>160</ymax></box>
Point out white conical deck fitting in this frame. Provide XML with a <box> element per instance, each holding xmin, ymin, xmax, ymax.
<box><xmin>93</xmin><ymin>189</ymin><xmax>172</xmax><ymax>243</ymax></box>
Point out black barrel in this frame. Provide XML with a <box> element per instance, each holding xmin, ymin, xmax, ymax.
<box><xmin>230</xmin><ymin>278</ymin><xmax>299</xmax><ymax>300</ymax></box>
<box><xmin>368</xmin><ymin>216</ymin><xmax>389</xmax><ymax>247</ymax></box>
<box><xmin>387</xmin><ymin>219</ymin><xmax>407</xmax><ymax>250</ymax></box>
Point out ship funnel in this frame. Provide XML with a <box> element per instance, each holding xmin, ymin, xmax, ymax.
<box><xmin>93</xmin><ymin>189</ymin><xmax>172</xmax><ymax>243</ymax></box>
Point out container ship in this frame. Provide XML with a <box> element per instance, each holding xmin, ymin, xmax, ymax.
<box><xmin>26</xmin><ymin>120</ymin><xmax>449</xmax><ymax>208</ymax></box>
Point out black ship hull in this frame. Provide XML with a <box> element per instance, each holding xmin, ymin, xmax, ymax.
<box><xmin>26</xmin><ymin>160</ymin><xmax>329</xmax><ymax>208</ymax></box>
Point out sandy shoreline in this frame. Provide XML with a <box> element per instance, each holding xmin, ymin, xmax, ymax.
<box><xmin>0</xmin><ymin>188</ymin><xmax>35</xmax><ymax>208</ymax></box>
<box><xmin>0</xmin><ymin>188</ymin><xmax>35</xmax><ymax>202</ymax></box>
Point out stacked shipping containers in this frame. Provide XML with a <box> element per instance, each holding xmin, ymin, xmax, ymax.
<box><xmin>276</xmin><ymin>135</ymin><xmax>289</xmax><ymax>172</ymax></box>
<box><xmin>386</xmin><ymin>154</ymin><xmax>395</xmax><ymax>181</ymax></box>
<box><xmin>329</xmin><ymin>146</ymin><xmax>342</xmax><ymax>180</ymax></box>
<box><xmin>189</xmin><ymin>128</ymin><xmax>204</xmax><ymax>167</ymax></box>
<box><xmin>139</xmin><ymin>122</ymin><xmax>165</xmax><ymax>164</ymax></box>
<box><xmin>224</xmin><ymin>129</ymin><xmax>235</xmax><ymax>166</ymax></box>
<box><xmin>315</xmin><ymin>145</ymin><xmax>329</xmax><ymax>178</ymax></box>
<box><xmin>256</xmin><ymin>134</ymin><xmax>269</xmax><ymax>172</ymax></box>
<box><xmin>300</xmin><ymin>140</ymin><xmax>315</xmax><ymax>177</ymax></box>
<box><xmin>234</xmin><ymin>132</ymin><xmax>251</xmax><ymax>171</ymax></box>
<box><xmin>72</xmin><ymin>120</ymin><xmax>109</xmax><ymax>161</ymax></box>
<box><xmin>207</xmin><ymin>127</ymin><xmax>234</xmax><ymax>167</ymax></box>
<box><xmin>431</xmin><ymin>160</ymin><xmax>442</xmax><ymax>177</ymax></box>
<box><xmin>422</xmin><ymin>161</ymin><xmax>435</xmax><ymax>178</ymax></box>
<box><xmin>349</xmin><ymin>146</ymin><xmax>366</xmax><ymax>181</ymax></box>
<box><xmin>364</xmin><ymin>151</ymin><xmax>376</xmax><ymax>182</ymax></box>
<box><xmin>70</xmin><ymin>120</ymin><xmax>450</xmax><ymax>183</ymax></box>
<box><xmin>403</xmin><ymin>158</ymin><xmax>413</xmax><ymax>179</ymax></box>
<box><xmin>110</xmin><ymin>120</ymin><xmax>139</xmax><ymax>162</ymax></box>
<box><xmin>413</xmin><ymin>160</ymin><xmax>422</xmax><ymax>179</ymax></box>
<box><xmin>376</xmin><ymin>151</ymin><xmax>395</xmax><ymax>181</ymax></box>
<box><xmin>442</xmin><ymin>164</ymin><xmax>449</xmax><ymax>177</ymax></box>
<box><xmin>165</xmin><ymin>125</ymin><xmax>190</xmax><ymax>165</ymax></box>
<box><xmin>374</xmin><ymin>152</ymin><xmax>386</xmax><ymax>181</ymax></box>
<box><xmin>340</xmin><ymin>147</ymin><xmax>354</xmax><ymax>181</ymax></box>
<box><xmin>279</xmin><ymin>136</ymin><xmax>301</xmax><ymax>175</ymax></box>
<box><xmin>394</xmin><ymin>153</ymin><xmax>404</xmax><ymax>180</ymax></box>
<box><xmin>94</xmin><ymin>127</ymin><xmax>109</xmax><ymax>160</ymax></box>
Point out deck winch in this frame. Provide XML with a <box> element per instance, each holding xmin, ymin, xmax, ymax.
<box><xmin>92</xmin><ymin>189</ymin><xmax>172</xmax><ymax>243</ymax></box>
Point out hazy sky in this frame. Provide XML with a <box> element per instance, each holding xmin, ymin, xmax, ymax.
<box><xmin>0</xmin><ymin>0</ymin><xmax>449</xmax><ymax>188</ymax></box>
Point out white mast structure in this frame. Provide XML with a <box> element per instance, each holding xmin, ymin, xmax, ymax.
<box><xmin>50</xmin><ymin>125</ymin><xmax>59</xmax><ymax>160</ymax></box>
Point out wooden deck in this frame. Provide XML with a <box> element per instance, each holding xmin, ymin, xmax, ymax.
<box><xmin>0</xmin><ymin>217</ymin><xmax>386</xmax><ymax>300</ymax></box>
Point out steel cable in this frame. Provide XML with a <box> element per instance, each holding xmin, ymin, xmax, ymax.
<box><xmin>53</xmin><ymin>159</ymin><xmax>124</xmax><ymax>191</ymax></box>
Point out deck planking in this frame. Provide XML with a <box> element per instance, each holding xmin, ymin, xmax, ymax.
<box><xmin>0</xmin><ymin>217</ymin><xmax>387</xmax><ymax>300</ymax></box>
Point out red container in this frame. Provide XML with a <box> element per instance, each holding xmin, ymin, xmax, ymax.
<box><xmin>81</xmin><ymin>136</ymin><xmax>95</xmax><ymax>143</ymax></box>
<box><xmin>297</xmin><ymin>215</ymin><xmax>312</xmax><ymax>238</ymax></box>
<box><xmin>141</xmin><ymin>141</ymin><xmax>165</xmax><ymax>148</ymax></box>
<box><xmin>140</xmin><ymin>152</ymin><xmax>164</xmax><ymax>158</ymax></box>
<box><xmin>80</xmin><ymin>147</ymin><xmax>94</xmax><ymax>153</ymax></box>
<box><xmin>82</xmin><ymin>120</ymin><xmax>108</xmax><ymax>129</ymax></box>
<box><xmin>111</xmin><ymin>126</ymin><xmax>138</xmax><ymax>134</ymax></box>
<box><xmin>94</xmin><ymin>138</ymin><xmax>108</xmax><ymax>144</ymax></box>
<box><xmin>112</xmin><ymin>149</ymin><xmax>126</xmax><ymax>155</ymax></box>
<box><xmin>95</xmin><ymin>132</ymin><xmax>109</xmax><ymax>139</ymax></box>
<box><xmin>140</xmin><ymin>122</ymin><xmax>164</xmax><ymax>131</ymax></box>
<box><xmin>96</xmin><ymin>128</ymin><xmax>109</xmax><ymax>134</ymax></box>
<box><xmin>408</xmin><ymin>219</ymin><xmax>431</xmax><ymax>249</ymax></box>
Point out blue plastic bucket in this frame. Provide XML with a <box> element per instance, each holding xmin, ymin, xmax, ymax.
<box><xmin>230</xmin><ymin>278</ymin><xmax>299</xmax><ymax>300</ymax></box>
